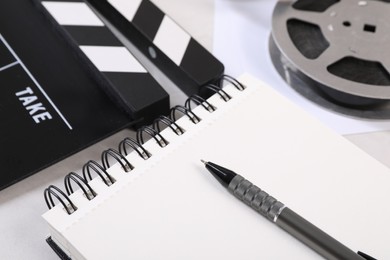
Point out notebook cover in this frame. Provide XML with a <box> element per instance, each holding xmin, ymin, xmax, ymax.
<box><xmin>0</xmin><ymin>0</ymin><xmax>133</xmax><ymax>190</ymax></box>
<box><xmin>86</xmin><ymin>0</ymin><xmax>225</xmax><ymax>96</ymax></box>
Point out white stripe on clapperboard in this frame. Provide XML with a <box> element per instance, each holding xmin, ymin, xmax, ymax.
<box><xmin>41</xmin><ymin>2</ymin><xmax>105</xmax><ymax>26</ymax></box>
<box><xmin>0</xmin><ymin>34</ymin><xmax>73</xmax><ymax>130</ymax></box>
<box><xmin>108</xmin><ymin>0</ymin><xmax>191</xmax><ymax>65</ymax></box>
<box><xmin>106</xmin><ymin>0</ymin><xmax>142</xmax><ymax>22</ymax></box>
<box><xmin>42</xmin><ymin>1</ymin><xmax>148</xmax><ymax>73</ymax></box>
<box><xmin>153</xmin><ymin>16</ymin><xmax>191</xmax><ymax>65</ymax></box>
<box><xmin>80</xmin><ymin>46</ymin><xmax>147</xmax><ymax>73</ymax></box>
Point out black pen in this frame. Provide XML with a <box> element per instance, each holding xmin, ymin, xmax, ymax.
<box><xmin>201</xmin><ymin>160</ymin><xmax>375</xmax><ymax>260</ymax></box>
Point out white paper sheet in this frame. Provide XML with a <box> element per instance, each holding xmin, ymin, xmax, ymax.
<box><xmin>214</xmin><ymin>0</ymin><xmax>390</xmax><ymax>134</ymax></box>
<box><xmin>43</xmin><ymin>74</ymin><xmax>390</xmax><ymax>259</ymax></box>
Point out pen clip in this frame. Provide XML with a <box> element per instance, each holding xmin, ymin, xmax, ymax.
<box><xmin>358</xmin><ymin>251</ymin><xmax>377</xmax><ymax>260</ymax></box>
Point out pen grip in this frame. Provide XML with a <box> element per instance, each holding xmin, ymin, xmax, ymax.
<box><xmin>276</xmin><ymin>208</ymin><xmax>365</xmax><ymax>260</ymax></box>
<box><xmin>228</xmin><ymin>175</ymin><xmax>285</xmax><ymax>222</ymax></box>
<box><xmin>229</xmin><ymin>175</ymin><xmax>365</xmax><ymax>260</ymax></box>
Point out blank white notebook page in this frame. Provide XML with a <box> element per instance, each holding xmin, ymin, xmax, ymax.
<box><xmin>43</xmin><ymin>74</ymin><xmax>390</xmax><ymax>259</ymax></box>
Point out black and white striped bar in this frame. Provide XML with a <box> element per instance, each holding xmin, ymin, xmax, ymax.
<box><xmin>86</xmin><ymin>0</ymin><xmax>224</xmax><ymax>96</ymax></box>
<box><xmin>40</xmin><ymin>0</ymin><xmax>169</xmax><ymax>125</ymax></box>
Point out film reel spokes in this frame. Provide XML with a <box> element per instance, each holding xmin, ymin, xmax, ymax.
<box><xmin>270</xmin><ymin>0</ymin><xmax>390</xmax><ymax>118</ymax></box>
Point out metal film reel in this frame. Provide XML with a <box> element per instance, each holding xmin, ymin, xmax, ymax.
<box><xmin>270</xmin><ymin>0</ymin><xmax>390</xmax><ymax>118</ymax></box>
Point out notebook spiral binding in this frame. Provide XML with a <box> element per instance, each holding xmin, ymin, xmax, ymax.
<box><xmin>44</xmin><ymin>75</ymin><xmax>245</xmax><ymax>215</ymax></box>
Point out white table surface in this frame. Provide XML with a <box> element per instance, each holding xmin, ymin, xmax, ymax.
<box><xmin>1</xmin><ymin>1</ymin><xmax>389</xmax><ymax>259</ymax></box>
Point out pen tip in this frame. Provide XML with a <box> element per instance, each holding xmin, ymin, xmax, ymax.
<box><xmin>200</xmin><ymin>159</ymin><xmax>207</xmax><ymax>165</ymax></box>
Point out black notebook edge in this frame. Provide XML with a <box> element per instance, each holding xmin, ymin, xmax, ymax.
<box><xmin>46</xmin><ymin>237</ymin><xmax>72</xmax><ymax>260</ymax></box>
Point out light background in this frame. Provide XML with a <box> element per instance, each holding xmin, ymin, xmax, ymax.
<box><xmin>1</xmin><ymin>1</ymin><xmax>389</xmax><ymax>259</ymax></box>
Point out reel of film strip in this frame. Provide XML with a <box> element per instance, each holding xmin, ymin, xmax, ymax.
<box><xmin>44</xmin><ymin>75</ymin><xmax>245</xmax><ymax>214</ymax></box>
<box><xmin>269</xmin><ymin>0</ymin><xmax>390</xmax><ymax>118</ymax></box>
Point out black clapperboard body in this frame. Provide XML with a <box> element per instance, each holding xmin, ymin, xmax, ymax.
<box><xmin>1</xmin><ymin>0</ymin><xmax>223</xmax><ymax>189</ymax></box>
<box><xmin>0</xmin><ymin>0</ymin><xmax>169</xmax><ymax>190</ymax></box>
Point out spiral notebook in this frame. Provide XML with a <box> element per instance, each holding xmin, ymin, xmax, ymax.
<box><xmin>42</xmin><ymin>74</ymin><xmax>390</xmax><ymax>259</ymax></box>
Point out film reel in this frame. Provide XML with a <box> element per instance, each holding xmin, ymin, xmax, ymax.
<box><xmin>270</xmin><ymin>0</ymin><xmax>390</xmax><ymax>119</ymax></box>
